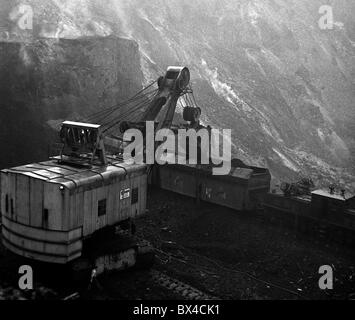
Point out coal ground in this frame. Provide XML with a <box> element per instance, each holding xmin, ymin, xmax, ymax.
<box><xmin>0</xmin><ymin>186</ymin><xmax>354</xmax><ymax>300</ymax></box>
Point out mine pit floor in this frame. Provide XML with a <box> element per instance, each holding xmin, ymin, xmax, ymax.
<box><xmin>0</xmin><ymin>187</ymin><xmax>354</xmax><ymax>300</ymax></box>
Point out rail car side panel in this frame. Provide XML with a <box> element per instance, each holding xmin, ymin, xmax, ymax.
<box><xmin>158</xmin><ymin>166</ymin><xmax>196</xmax><ymax>198</ymax></box>
<box><xmin>154</xmin><ymin>165</ymin><xmax>271</xmax><ymax>211</ymax></box>
<box><xmin>200</xmin><ymin>177</ymin><xmax>248</xmax><ymax>211</ymax></box>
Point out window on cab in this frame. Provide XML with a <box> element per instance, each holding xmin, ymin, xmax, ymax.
<box><xmin>98</xmin><ymin>199</ymin><xmax>107</xmax><ymax>216</ymax></box>
<box><xmin>131</xmin><ymin>188</ymin><xmax>139</xmax><ymax>205</ymax></box>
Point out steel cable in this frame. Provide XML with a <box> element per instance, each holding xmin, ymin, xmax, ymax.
<box><xmin>82</xmin><ymin>80</ymin><xmax>157</xmax><ymax>123</ymax></box>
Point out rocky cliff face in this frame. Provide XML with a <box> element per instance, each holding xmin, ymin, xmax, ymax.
<box><xmin>0</xmin><ymin>0</ymin><xmax>354</xmax><ymax>189</ymax></box>
<box><xmin>114</xmin><ymin>0</ymin><xmax>355</xmax><ymax>188</ymax></box>
<box><xmin>0</xmin><ymin>36</ymin><xmax>143</xmax><ymax>168</ymax></box>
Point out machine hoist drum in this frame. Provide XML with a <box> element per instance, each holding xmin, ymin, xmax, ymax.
<box><xmin>176</xmin><ymin>67</ymin><xmax>190</xmax><ymax>91</ymax></box>
<box><xmin>160</xmin><ymin>66</ymin><xmax>190</xmax><ymax>93</ymax></box>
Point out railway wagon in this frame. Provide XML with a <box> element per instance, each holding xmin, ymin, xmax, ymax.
<box><xmin>153</xmin><ymin>162</ymin><xmax>271</xmax><ymax>211</ymax></box>
<box><xmin>0</xmin><ymin>160</ymin><xmax>147</xmax><ymax>264</ymax></box>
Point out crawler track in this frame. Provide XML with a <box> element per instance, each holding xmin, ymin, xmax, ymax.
<box><xmin>150</xmin><ymin>270</ymin><xmax>218</xmax><ymax>300</ymax></box>
<box><xmin>0</xmin><ymin>227</ymin><xmax>218</xmax><ymax>300</ymax></box>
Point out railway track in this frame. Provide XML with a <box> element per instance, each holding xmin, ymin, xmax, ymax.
<box><xmin>149</xmin><ymin>270</ymin><xmax>218</xmax><ymax>300</ymax></box>
<box><xmin>61</xmin><ymin>269</ymin><xmax>218</xmax><ymax>300</ymax></box>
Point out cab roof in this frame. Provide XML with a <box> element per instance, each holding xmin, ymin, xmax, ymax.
<box><xmin>1</xmin><ymin>159</ymin><xmax>147</xmax><ymax>191</ymax></box>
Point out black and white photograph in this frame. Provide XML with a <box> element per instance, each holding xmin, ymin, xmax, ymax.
<box><xmin>0</xmin><ymin>0</ymin><xmax>354</xmax><ymax>306</ymax></box>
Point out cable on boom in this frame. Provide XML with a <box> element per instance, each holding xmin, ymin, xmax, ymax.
<box><xmin>80</xmin><ymin>80</ymin><xmax>158</xmax><ymax>125</ymax></box>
